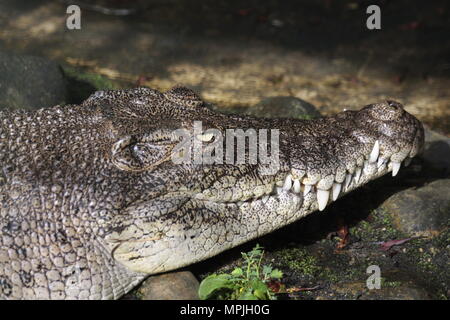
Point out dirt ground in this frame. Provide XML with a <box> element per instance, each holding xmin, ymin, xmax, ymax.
<box><xmin>0</xmin><ymin>0</ymin><xmax>448</xmax><ymax>134</ymax></box>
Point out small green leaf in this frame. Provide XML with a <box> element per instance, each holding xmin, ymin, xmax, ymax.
<box><xmin>248</xmin><ymin>270</ymin><xmax>258</xmax><ymax>278</ymax></box>
<box><xmin>262</xmin><ymin>265</ymin><xmax>272</xmax><ymax>275</ymax></box>
<box><xmin>238</xmin><ymin>291</ymin><xmax>258</xmax><ymax>300</ymax></box>
<box><xmin>270</xmin><ymin>269</ymin><xmax>283</xmax><ymax>279</ymax></box>
<box><xmin>253</xmin><ymin>289</ymin><xmax>268</xmax><ymax>300</ymax></box>
<box><xmin>198</xmin><ymin>274</ymin><xmax>234</xmax><ymax>300</ymax></box>
<box><xmin>231</xmin><ymin>267</ymin><xmax>243</xmax><ymax>277</ymax></box>
<box><xmin>251</xmin><ymin>279</ymin><xmax>268</xmax><ymax>292</ymax></box>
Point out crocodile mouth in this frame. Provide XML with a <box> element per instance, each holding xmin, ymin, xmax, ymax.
<box><xmin>238</xmin><ymin>100</ymin><xmax>425</xmax><ymax>213</ymax></box>
<box><xmin>195</xmin><ymin>101</ymin><xmax>424</xmax><ymax>214</ymax></box>
<box><xmin>234</xmin><ymin>115</ymin><xmax>423</xmax><ymax>213</ymax></box>
<box><xmin>267</xmin><ymin>140</ymin><xmax>415</xmax><ymax>212</ymax></box>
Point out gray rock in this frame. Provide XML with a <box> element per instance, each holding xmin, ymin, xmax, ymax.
<box><xmin>317</xmin><ymin>281</ymin><xmax>432</xmax><ymax>300</ymax></box>
<box><xmin>0</xmin><ymin>51</ymin><xmax>66</xmax><ymax>110</ymax></box>
<box><xmin>421</xmin><ymin>127</ymin><xmax>450</xmax><ymax>174</ymax></box>
<box><xmin>245</xmin><ymin>96</ymin><xmax>321</xmax><ymax>119</ymax></box>
<box><xmin>324</xmin><ymin>281</ymin><xmax>431</xmax><ymax>300</ymax></box>
<box><xmin>381</xmin><ymin>179</ymin><xmax>450</xmax><ymax>237</ymax></box>
<box><xmin>227</xmin><ymin>97</ymin><xmax>321</xmax><ymax>119</ymax></box>
<box><xmin>360</xmin><ymin>286</ymin><xmax>432</xmax><ymax>300</ymax></box>
<box><xmin>137</xmin><ymin>271</ymin><xmax>200</xmax><ymax>300</ymax></box>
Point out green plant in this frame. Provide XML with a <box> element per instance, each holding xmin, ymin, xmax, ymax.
<box><xmin>198</xmin><ymin>244</ymin><xmax>283</xmax><ymax>300</ymax></box>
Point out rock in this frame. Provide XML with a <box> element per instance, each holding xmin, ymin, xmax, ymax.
<box><xmin>318</xmin><ymin>281</ymin><xmax>432</xmax><ymax>300</ymax></box>
<box><xmin>319</xmin><ymin>282</ymin><xmax>367</xmax><ymax>300</ymax></box>
<box><xmin>359</xmin><ymin>286</ymin><xmax>432</xmax><ymax>300</ymax></box>
<box><xmin>421</xmin><ymin>127</ymin><xmax>450</xmax><ymax>175</ymax></box>
<box><xmin>252</xmin><ymin>96</ymin><xmax>321</xmax><ymax>119</ymax></box>
<box><xmin>245</xmin><ymin>96</ymin><xmax>321</xmax><ymax>119</ymax></box>
<box><xmin>137</xmin><ymin>271</ymin><xmax>200</xmax><ymax>300</ymax></box>
<box><xmin>381</xmin><ymin>179</ymin><xmax>450</xmax><ymax>237</ymax></box>
<box><xmin>0</xmin><ymin>51</ymin><xmax>66</xmax><ymax>110</ymax></box>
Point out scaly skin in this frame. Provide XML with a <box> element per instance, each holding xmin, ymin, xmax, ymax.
<box><xmin>0</xmin><ymin>87</ymin><xmax>424</xmax><ymax>299</ymax></box>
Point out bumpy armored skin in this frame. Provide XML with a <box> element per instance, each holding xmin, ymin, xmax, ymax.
<box><xmin>0</xmin><ymin>87</ymin><xmax>424</xmax><ymax>299</ymax></box>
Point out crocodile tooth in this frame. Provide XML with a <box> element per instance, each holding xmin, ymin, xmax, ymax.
<box><xmin>344</xmin><ymin>174</ymin><xmax>352</xmax><ymax>190</ymax></box>
<box><xmin>293</xmin><ymin>179</ymin><xmax>301</xmax><ymax>193</ymax></box>
<box><xmin>332</xmin><ymin>183</ymin><xmax>342</xmax><ymax>201</ymax></box>
<box><xmin>262</xmin><ymin>196</ymin><xmax>270</xmax><ymax>204</ymax></box>
<box><xmin>303</xmin><ymin>184</ymin><xmax>312</xmax><ymax>196</ymax></box>
<box><xmin>276</xmin><ymin>187</ymin><xmax>283</xmax><ymax>195</ymax></box>
<box><xmin>283</xmin><ymin>174</ymin><xmax>293</xmax><ymax>191</ymax></box>
<box><xmin>317</xmin><ymin>189</ymin><xmax>330</xmax><ymax>211</ymax></box>
<box><xmin>354</xmin><ymin>167</ymin><xmax>362</xmax><ymax>184</ymax></box>
<box><xmin>392</xmin><ymin>162</ymin><xmax>401</xmax><ymax>177</ymax></box>
<box><xmin>404</xmin><ymin>158</ymin><xmax>412</xmax><ymax>167</ymax></box>
<box><xmin>369</xmin><ymin>140</ymin><xmax>379</xmax><ymax>163</ymax></box>
<box><xmin>377</xmin><ymin>157</ymin><xmax>385</xmax><ymax>168</ymax></box>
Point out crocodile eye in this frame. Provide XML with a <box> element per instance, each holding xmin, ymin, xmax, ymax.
<box><xmin>111</xmin><ymin>134</ymin><xmax>176</xmax><ymax>172</ymax></box>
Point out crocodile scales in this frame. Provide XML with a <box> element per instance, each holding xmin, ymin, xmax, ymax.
<box><xmin>0</xmin><ymin>87</ymin><xmax>424</xmax><ymax>299</ymax></box>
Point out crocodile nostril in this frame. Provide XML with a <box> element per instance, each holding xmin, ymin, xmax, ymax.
<box><xmin>387</xmin><ymin>100</ymin><xmax>403</xmax><ymax>109</ymax></box>
<box><xmin>366</xmin><ymin>101</ymin><xmax>404</xmax><ymax>121</ymax></box>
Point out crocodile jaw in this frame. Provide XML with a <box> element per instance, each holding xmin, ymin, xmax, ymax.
<box><xmin>254</xmin><ymin>137</ymin><xmax>417</xmax><ymax>214</ymax></box>
<box><xmin>115</xmin><ymin>147</ymin><xmax>419</xmax><ymax>275</ymax></box>
<box><xmin>110</xmin><ymin>100</ymin><xmax>424</xmax><ymax>274</ymax></box>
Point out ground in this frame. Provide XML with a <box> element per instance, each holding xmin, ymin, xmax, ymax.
<box><xmin>1</xmin><ymin>0</ymin><xmax>449</xmax><ymax>134</ymax></box>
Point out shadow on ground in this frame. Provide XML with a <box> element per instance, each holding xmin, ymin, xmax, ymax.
<box><xmin>0</xmin><ymin>0</ymin><xmax>449</xmax><ymax>133</ymax></box>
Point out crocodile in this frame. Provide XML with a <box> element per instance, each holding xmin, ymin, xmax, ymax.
<box><xmin>0</xmin><ymin>86</ymin><xmax>424</xmax><ymax>299</ymax></box>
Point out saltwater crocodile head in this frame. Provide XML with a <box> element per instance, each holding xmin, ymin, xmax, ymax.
<box><xmin>0</xmin><ymin>86</ymin><xmax>425</xmax><ymax>299</ymax></box>
<box><xmin>87</xmin><ymin>87</ymin><xmax>424</xmax><ymax>275</ymax></box>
